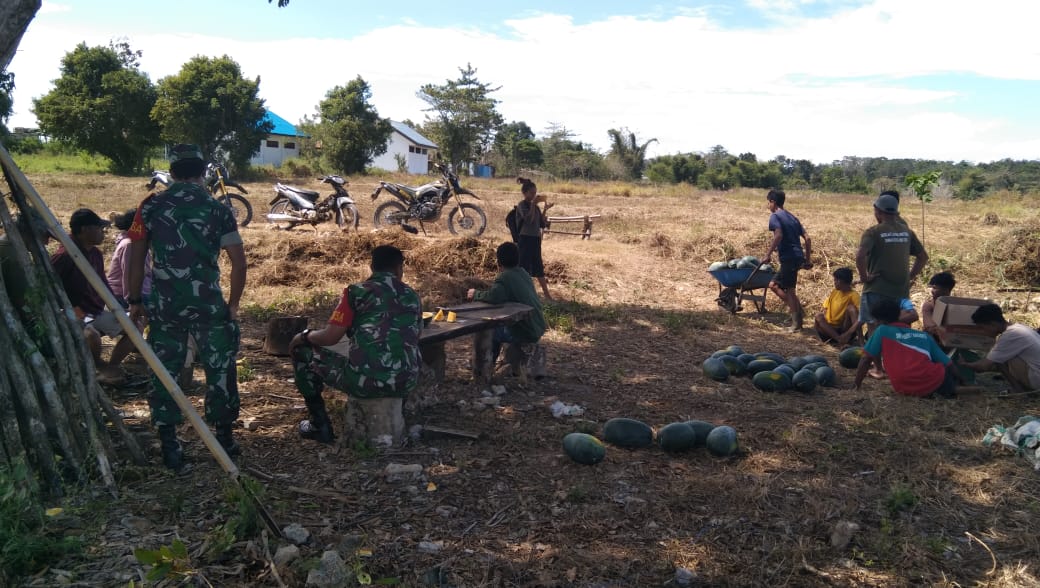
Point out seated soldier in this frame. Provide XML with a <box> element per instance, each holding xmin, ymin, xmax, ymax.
<box><xmin>814</xmin><ymin>267</ymin><xmax>862</xmax><ymax>347</ymax></box>
<box><xmin>960</xmin><ymin>303</ymin><xmax>1040</xmax><ymax>393</ymax></box>
<box><xmin>287</xmin><ymin>245</ymin><xmax>422</xmax><ymax>443</ymax></box>
<box><xmin>51</xmin><ymin>208</ymin><xmax>135</xmax><ymax>383</ymax></box>
<box><xmin>854</xmin><ymin>297</ymin><xmax>960</xmax><ymax>398</ymax></box>
<box><xmin>466</xmin><ymin>242</ymin><xmax>547</xmax><ymax>373</ymax></box>
<box><xmin>920</xmin><ymin>271</ymin><xmax>955</xmax><ymax>342</ymax></box>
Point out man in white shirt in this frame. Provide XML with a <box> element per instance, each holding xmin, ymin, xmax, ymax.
<box><xmin>961</xmin><ymin>303</ymin><xmax>1040</xmax><ymax>392</ymax></box>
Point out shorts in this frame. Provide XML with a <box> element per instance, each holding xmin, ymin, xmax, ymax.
<box><xmin>771</xmin><ymin>259</ymin><xmax>802</xmax><ymax>290</ymax></box>
<box><xmin>859</xmin><ymin>293</ymin><xmax>914</xmax><ymax>324</ymax></box>
<box><xmin>928</xmin><ymin>369</ymin><xmax>957</xmax><ymax>399</ymax></box>
<box><xmin>85</xmin><ymin>310</ymin><xmax>126</xmax><ymax>338</ymax></box>
<box><xmin>517</xmin><ymin>234</ymin><xmax>545</xmax><ymax>278</ymax></box>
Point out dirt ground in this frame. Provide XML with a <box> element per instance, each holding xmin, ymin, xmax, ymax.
<box><xmin>17</xmin><ymin>175</ymin><xmax>1040</xmax><ymax>587</ymax></box>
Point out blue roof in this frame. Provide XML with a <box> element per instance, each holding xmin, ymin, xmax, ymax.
<box><xmin>264</xmin><ymin>111</ymin><xmax>303</xmax><ymax>137</ymax></box>
<box><xmin>391</xmin><ymin>121</ymin><xmax>437</xmax><ymax>149</ymax></box>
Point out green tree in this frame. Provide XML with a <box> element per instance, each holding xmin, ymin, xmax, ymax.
<box><xmin>31</xmin><ymin>42</ymin><xmax>160</xmax><ymax>173</ymax></box>
<box><xmin>606</xmin><ymin>127</ymin><xmax>656</xmax><ymax>180</ymax></box>
<box><xmin>0</xmin><ymin>71</ymin><xmax>13</xmax><ymax>136</ymax></box>
<box><xmin>417</xmin><ymin>63</ymin><xmax>503</xmax><ymax>170</ymax></box>
<box><xmin>955</xmin><ymin>169</ymin><xmax>988</xmax><ymax>200</ymax></box>
<box><xmin>152</xmin><ymin>55</ymin><xmax>272</xmax><ymax>171</ymax></box>
<box><xmin>297</xmin><ymin>76</ymin><xmax>392</xmax><ymax>174</ymax></box>
<box><xmin>493</xmin><ymin>120</ymin><xmax>542</xmax><ymax>174</ymax></box>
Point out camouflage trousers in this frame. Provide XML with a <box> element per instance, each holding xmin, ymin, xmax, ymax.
<box><xmin>148</xmin><ymin>318</ymin><xmax>240</xmax><ymax>426</ymax></box>
<box><xmin>292</xmin><ymin>344</ymin><xmax>410</xmax><ymax>400</ymax></box>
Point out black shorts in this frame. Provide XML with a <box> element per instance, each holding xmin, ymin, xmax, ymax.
<box><xmin>771</xmin><ymin>259</ymin><xmax>802</xmax><ymax>290</ymax></box>
<box><xmin>929</xmin><ymin>369</ymin><xmax>957</xmax><ymax>399</ymax></box>
<box><xmin>517</xmin><ymin>235</ymin><xmax>545</xmax><ymax>278</ymax></box>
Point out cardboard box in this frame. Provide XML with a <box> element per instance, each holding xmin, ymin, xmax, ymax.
<box><xmin>932</xmin><ymin>296</ymin><xmax>996</xmax><ymax>350</ymax></box>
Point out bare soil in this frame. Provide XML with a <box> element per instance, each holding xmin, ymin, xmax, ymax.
<box><xmin>18</xmin><ymin>175</ymin><xmax>1040</xmax><ymax>587</ymax></box>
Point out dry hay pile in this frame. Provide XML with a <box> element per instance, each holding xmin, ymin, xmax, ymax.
<box><xmin>980</xmin><ymin>219</ymin><xmax>1040</xmax><ymax>286</ymax></box>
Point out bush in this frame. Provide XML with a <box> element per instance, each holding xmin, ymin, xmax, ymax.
<box><xmin>0</xmin><ymin>464</ymin><xmax>80</xmax><ymax>583</ymax></box>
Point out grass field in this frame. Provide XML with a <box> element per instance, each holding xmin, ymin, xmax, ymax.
<box><xmin>7</xmin><ymin>165</ymin><xmax>1040</xmax><ymax>586</ymax></box>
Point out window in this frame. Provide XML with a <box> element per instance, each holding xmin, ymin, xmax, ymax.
<box><xmin>408</xmin><ymin>145</ymin><xmax>416</xmax><ymax>153</ymax></box>
<box><xmin>266</xmin><ymin>140</ymin><xmax>279</xmax><ymax>148</ymax></box>
<box><xmin>420</xmin><ymin>148</ymin><xmax>428</xmax><ymax>155</ymax></box>
<box><xmin>284</xmin><ymin>142</ymin><xmax>296</xmax><ymax>150</ymax></box>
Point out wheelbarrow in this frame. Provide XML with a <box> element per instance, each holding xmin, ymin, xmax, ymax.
<box><xmin>709</xmin><ymin>266</ymin><xmax>776</xmax><ymax>313</ymax></box>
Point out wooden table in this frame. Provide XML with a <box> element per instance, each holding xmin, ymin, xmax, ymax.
<box><xmin>419</xmin><ymin>301</ymin><xmax>533</xmax><ymax>385</ymax></box>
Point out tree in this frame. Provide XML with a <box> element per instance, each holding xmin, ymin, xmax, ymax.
<box><xmin>493</xmin><ymin>121</ymin><xmax>541</xmax><ymax>174</ymax></box>
<box><xmin>417</xmin><ymin>64</ymin><xmax>503</xmax><ymax>170</ymax></box>
<box><xmin>152</xmin><ymin>55</ymin><xmax>272</xmax><ymax>171</ymax></box>
<box><xmin>297</xmin><ymin>76</ymin><xmax>392</xmax><ymax>174</ymax></box>
<box><xmin>32</xmin><ymin>42</ymin><xmax>160</xmax><ymax>174</ymax></box>
<box><xmin>0</xmin><ymin>71</ymin><xmax>13</xmax><ymax>136</ymax></box>
<box><xmin>905</xmin><ymin>170</ymin><xmax>941</xmax><ymax>245</ymax></box>
<box><xmin>606</xmin><ymin>127</ymin><xmax>656</xmax><ymax>180</ymax></box>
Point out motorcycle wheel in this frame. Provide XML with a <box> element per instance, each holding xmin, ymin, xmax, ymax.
<box><xmin>337</xmin><ymin>203</ymin><xmax>359</xmax><ymax>231</ymax></box>
<box><xmin>447</xmin><ymin>203</ymin><xmax>487</xmax><ymax>237</ymax></box>
<box><xmin>266</xmin><ymin>199</ymin><xmax>298</xmax><ymax>231</ymax></box>
<box><xmin>221</xmin><ymin>192</ymin><xmax>253</xmax><ymax>227</ymax></box>
<box><xmin>373</xmin><ymin>201</ymin><xmax>408</xmax><ymax>228</ymax></box>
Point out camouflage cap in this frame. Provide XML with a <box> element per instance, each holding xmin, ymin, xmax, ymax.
<box><xmin>169</xmin><ymin>144</ymin><xmax>204</xmax><ymax>163</ymax></box>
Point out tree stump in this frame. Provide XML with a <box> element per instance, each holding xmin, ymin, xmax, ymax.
<box><xmin>263</xmin><ymin>316</ymin><xmax>308</xmax><ymax>356</ymax></box>
<box><xmin>342</xmin><ymin>397</ymin><xmax>404</xmax><ymax>447</ymax></box>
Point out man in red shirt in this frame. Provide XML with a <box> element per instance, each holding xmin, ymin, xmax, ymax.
<box><xmin>854</xmin><ymin>296</ymin><xmax>960</xmax><ymax>398</ymax></box>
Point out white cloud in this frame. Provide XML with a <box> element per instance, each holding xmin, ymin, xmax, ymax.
<box><xmin>38</xmin><ymin>2</ymin><xmax>72</xmax><ymax>15</ymax></box>
<box><xmin>6</xmin><ymin>0</ymin><xmax>1040</xmax><ymax>163</ymax></box>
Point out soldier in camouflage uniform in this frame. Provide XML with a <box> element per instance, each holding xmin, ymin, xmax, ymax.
<box><xmin>127</xmin><ymin>144</ymin><xmax>247</xmax><ymax>471</ymax></box>
<box><xmin>287</xmin><ymin>245</ymin><xmax>421</xmax><ymax>443</ymax></box>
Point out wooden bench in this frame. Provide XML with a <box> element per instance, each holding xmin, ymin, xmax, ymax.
<box><xmin>546</xmin><ymin>215</ymin><xmax>600</xmax><ymax>239</ymax></box>
<box><xmin>419</xmin><ymin>301</ymin><xmax>533</xmax><ymax>385</ymax></box>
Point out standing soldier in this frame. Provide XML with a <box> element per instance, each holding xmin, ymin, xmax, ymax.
<box><xmin>127</xmin><ymin>145</ymin><xmax>247</xmax><ymax>471</ymax></box>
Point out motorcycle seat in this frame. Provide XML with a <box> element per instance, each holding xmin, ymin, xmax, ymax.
<box><xmin>280</xmin><ymin>184</ymin><xmax>321</xmax><ymax>200</ymax></box>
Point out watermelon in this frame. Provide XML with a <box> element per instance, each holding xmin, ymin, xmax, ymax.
<box><xmin>684</xmin><ymin>420</ymin><xmax>715</xmax><ymax>447</ymax></box>
<box><xmin>562</xmin><ymin>433</ymin><xmax>606</xmax><ymax>465</ymax></box>
<box><xmin>746</xmin><ymin>359</ymin><xmax>778</xmax><ymax>375</ymax></box>
<box><xmin>735</xmin><ymin>258</ymin><xmax>756</xmax><ymax>269</ymax></box>
<box><xmin>802</xmin><ymin>354</ymin><xmax>828</xmax><ymax>365</ymax></box>
<box><xmin>755</xmin><ymin>352</ymin><xmax>785</xmax><ymax>364</ymax></box>
<box><xmin>752</xmin><ymin>370</ymin><xmax>791</xmax><ymax>392</ymax></box>
<box><xmin>724</xmin><ymin>345</ymin><xmax>745</xmax><ymax>357</ymax></box>
<box><xmin>706</xmin><ymin>426</ymin><xmax>739</xmax><ymax>456</ymax></box>
<box><xmin>802</xmin><ymin>361</ymin><xmax>828</xmax><ymax>372</ymax></box>
<box><xmin>720</xmin><ymin>355</ymin><xmax>747</xmax><ymax>376</ymax></box>
<box><xmin>772</xmin><ymin>364</ymin><xmax>796</xmax><ymax>379</ymax></box>
<box><xmin>759</xmin><ymin>263</ymin><xmax>774</xmax><ymax>272</ymax></box>
<box><xmin>737</xmin><ymin>353</ymin><xmax>757</xmax><ymax>366</ymax></box>
<box><xmin>792</xmin><ymin>369</ymin><xmax>818</xmax><ymax>393</ymax></box>
<box><xmin>838</xmin><ymin>346</ymin><xmax>866</xmax><ymax>369</ymax></box>
<box><xmin>603</xmin><ymin>418</ymin><xmax>654</xmax><ymax>448</ymax></box>
<box><xmin>710</xmin><ymin>350</ymin><xmax>729</xmax><ymax>359</ymax></box>
<box><xmin>708</xmin><ymin>261</ymin><xmax>728</xmax><ymax>272</ymax></box>
<box><xmin>657</xmin><ymin>422</ymin><xmax>698</xmax><ymax>452</ymax></box>
<box><xmin>727</xmin><ymin>258</ymin><xmax>741</xmax><ymax>268</ymax></box>
<box><xmin>786</xmin><ymin>357</ymin><xmax>808</xmax><ymax>371</ymax></box>
<box><xmin>815</xmin><ymin>366</ymin><xmax>837</xmax><ymax>387</ymax></box>
<box><xmin>702</xmin><ymin>357</ymin><xmax>730</xmax><ymax>382</ymax></box>
<box><xmin>741</xmin><ymin>255</ymin><xmax>760</xmax><ymax>267</ymax></box>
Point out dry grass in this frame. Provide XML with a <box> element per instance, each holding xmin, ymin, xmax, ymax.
<box><xmin>12</xmin><ymin>170</ymin><xmax>1040</xmax><ymax>586</ymax></box>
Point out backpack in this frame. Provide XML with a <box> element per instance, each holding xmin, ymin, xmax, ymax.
<box><xmin>505</xmin><ymin>206</ymin><xmax>522</xmax><ymax>243</ymax></box>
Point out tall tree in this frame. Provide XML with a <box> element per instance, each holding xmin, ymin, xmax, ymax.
<box><xmin>297</xmin><ymin>76</ymin><xmax>392</xmax><ymax>174</ymax></box>
<box><xmin>152</xmin><ymin>55</ymin><xmax>272</xmax><ymax>171</ymax></box>
<box><xmin>417</xmin><ymin>64</ymin><xmax>503</xmax><ymax>170</ymax></box>
<box><xmin>0</xmin><ymin>71</ymin><xmax>13</xmax><ymax>136</ymax></box>
<box><xmin>32</xmin><ymin>42</ymin><xmax>160</xmax><ymax>174</ymax></box>
<box><xmin>493</xmin><ymin>121</ymin><xmax>541</xmax><ymax>174</ymax></box>
<box><xmin>606</xmin><ymin>127</ymin><xmax>657</xmax><ymax>180</ymax></box>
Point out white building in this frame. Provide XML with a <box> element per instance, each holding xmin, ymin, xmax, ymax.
<box><xmin>370</xmin><ymin>121</ymin><xmax>438</xmax><ymax>175</ymax></box>
<box><xmin>250</xmin><ymin>111</ymin><xmax>305</xmax><ymax>167</ymax></box>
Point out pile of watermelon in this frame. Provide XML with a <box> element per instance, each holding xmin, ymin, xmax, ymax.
<box><xmin>707</xmin><ymin>256</ymin><xmax>774</xmax><ymax>273</ymax></box>
<box><xmin>701</xmin><ymin>344</ymin><xmax>839</xmax><ymax>393</ymax></box>
<box><xmin>562</xmin><ymin>417</ymin><xmax>739</xmax><ymax>465</ymax></box>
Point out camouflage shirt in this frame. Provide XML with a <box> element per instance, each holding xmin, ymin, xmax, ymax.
<box><xmin>128</xmin><ymin>182</ymin><xmax>242</xmax><ymax>322</ymax></box>
<box><xmin>326</xmin><ymin>271</ymin><xmax>422</xmax><ymax>397</ymax></box>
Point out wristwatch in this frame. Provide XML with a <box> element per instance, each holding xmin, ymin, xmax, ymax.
<box><xmin>127</xmin><ymin>296</ymin><xmax>143</xmax><ymax>305</ymax></box>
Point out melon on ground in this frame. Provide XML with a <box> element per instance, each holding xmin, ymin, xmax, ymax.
<box><xmin>746</xmin><ymin>359</ymin><xmax>778</xmax><ymax>375</ymax></box>
<box><xmin>706</xmin><ymin>426</ymin><xmax>739</xmax><ymax>456</ymax></box>
<box><xmin>720</xmin><ymin>355</ymin><xmax>747</xmax><ymax>376</ymax></box>
<box><xmin>562</xmin><ymin>433</ymin><xmax>606</xmax><ymax>465</ymax></box>
<box><xmin>792</xmin><ymin>369</ymin><xmax>817</xmax><ymax>393</ymax></box>
<box><xmin>657</xmin><ymin>422</ymin><xmax>698</xmax><ymax>452</ymax></box>
<box><xmin>838</xmin><ymin>346</ymin><xmax>866</xmax><ymax>369</ymax></box>
<box><xmin>603</xmin><ymin>418</ymin><xmax>654</xmax><ymax>448</ymax></box>
<box><xmin>702</xmin><ymin>357</ymin><xmax>729</xmax><ymax>381</ymax></box>
<box><xmin>684</xmin><ymin>420</ymin><xmax>715</xmax><ymax>447</ymax></box>
<box><xmin>753</xmin><ymin>370</ymin><xmax>791</xmax><ymax>392</ymax></box>
<box><xmin>815</xmin><ymin>366</ymin><xmax>838</xmax><ymax>387</ymax></box>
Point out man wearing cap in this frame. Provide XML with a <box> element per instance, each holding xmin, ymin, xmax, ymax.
<box><xmin>855</xmin><ymin>191</ymin><xmax>929</xmax><ymax>346</ymax></box>
<box><xmin>127</xmin><ymin>144</ymin><xmax>247</xmax><ymax>471</ymax></box>
<box><xmin>1</xmin><ymin>208</ymin><xmax>52</xmax><ymax>312</ymax></box>
<box><xmin>51</xmin><ymin>208</ymin><xmax>135</xmax><ymax>383</ymax></box>
<box><xmin>961</xmin><ymin>304</ymin><xmax>1040</xmax><ymax>393</ymax></box>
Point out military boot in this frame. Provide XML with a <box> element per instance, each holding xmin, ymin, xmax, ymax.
<box><xmin>215</xmin><ymin>423</ymin><xmax>241</xmax><ymax>456</ymax></box>
<box><xmin>299</xmin><ymin>397</ymin><xmax>335</xmax><ymax>444</ymax></box>
<box><xmin>157</xmin><ymin>425</ymin><xmax>184</xmax><ymax>471</ymax></box>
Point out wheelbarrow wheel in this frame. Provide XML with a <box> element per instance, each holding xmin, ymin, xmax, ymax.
<box><xmin>717</xmin><ymin>287</ymin><xmax>739</xmax><ymax>313</ymax></box>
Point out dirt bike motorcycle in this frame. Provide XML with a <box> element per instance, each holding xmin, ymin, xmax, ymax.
<box><xmin>369</xmin><ymin>163</ymin><xmax>486</xmax><ymax>237</ymax></box>
<box><xmin>145</xmin><ymin>162</ymin><xmax>254</xmax><ymax>227</ymax></box>
<box><xmin>265</xmin><ymin>175</ymin><xmax>360</xmax><ymax>231</ymax></box>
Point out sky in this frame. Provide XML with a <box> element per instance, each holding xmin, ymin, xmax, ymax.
<box><xmin>6</xmin><ymin>0</ymin><xmax>1040</xmax><ymax>164</ymax></box>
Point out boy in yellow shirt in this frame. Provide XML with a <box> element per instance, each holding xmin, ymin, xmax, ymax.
<box><xmin>814</xmin><ymin>267</ymin><xmax>862</xmax><ymax>347</ymax></box>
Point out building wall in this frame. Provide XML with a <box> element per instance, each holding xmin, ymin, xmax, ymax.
<box><xmin>250</xmin><ymin>134</ymin><xmax>300</xmax><ymax>167</ymax></box>
<box><xmin>370</xmin><ymin>131</ymin><xmax>431</xmax><ymax>175</ymax></box>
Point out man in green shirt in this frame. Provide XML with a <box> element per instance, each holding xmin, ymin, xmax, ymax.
<box><xmin>467</xmin><ymin>241</ymin><xmax>547</xmax><ymax>367</ymax></box>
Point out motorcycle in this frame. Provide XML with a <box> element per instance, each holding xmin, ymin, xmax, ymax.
<box><xmin>369</xmin><ymin>163</ymin><xmax>486</xmax><ymax>237</ymax></box>
<box><xmin>265</xmin><ymin>175</ymin><xmax>360</xmax><ymax>231</ymax></box>
<box><xmin>145</xmin><ymin>162</ymin><xmax>254</xmax><ymax>227</ymax></box>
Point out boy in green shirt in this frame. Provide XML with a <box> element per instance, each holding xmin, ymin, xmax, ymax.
<box><xmin>467</xmin><ymin>242</ymin><xmax>547</xmax><ymax>365</ymax></box>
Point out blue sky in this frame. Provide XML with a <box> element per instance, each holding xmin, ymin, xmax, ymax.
<box><xmin>7</xmin><ymin>0</ymin><xmax>1040</xmax><ymax>164</ymax></box>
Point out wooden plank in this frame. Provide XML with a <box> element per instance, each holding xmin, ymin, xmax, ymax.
<box><xmin>422</xmin><ymin>425</ymin><xmax>481</xmax><ymax>440</ymax></box>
